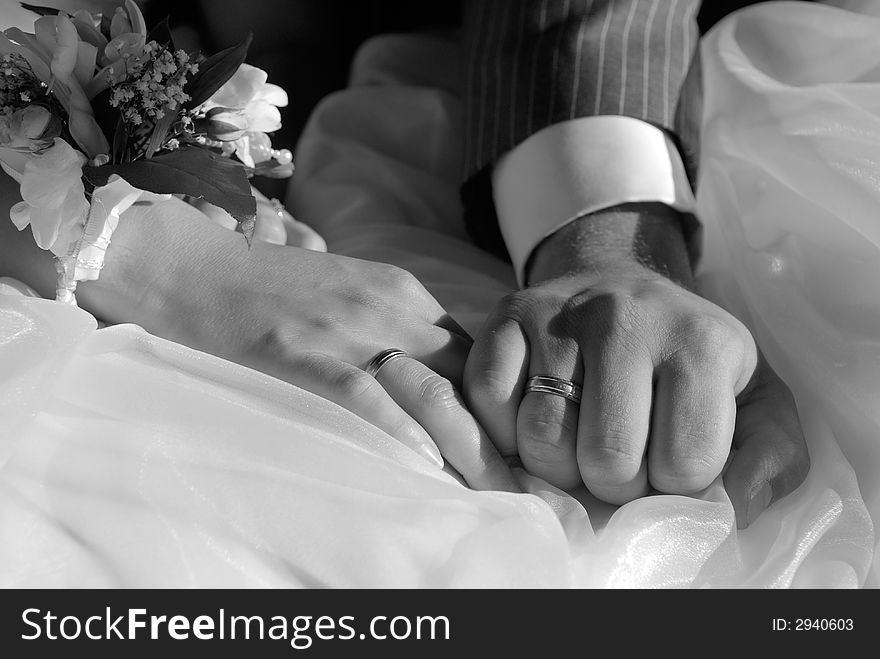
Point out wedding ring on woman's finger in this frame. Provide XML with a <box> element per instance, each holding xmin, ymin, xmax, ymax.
<box><xmin>365</xmin><ymin>348</ymin><xmax>408</xmax><ymax>378</ymax></box>
<box><xmin>524</xmin><ymin>375</ymin><xmax>583</xmax><ymax>404</ymax></box>
<box><xmin>371</xmin><ymin>353</ymin><xmax>520</xmax><ymax>492</ymax></box>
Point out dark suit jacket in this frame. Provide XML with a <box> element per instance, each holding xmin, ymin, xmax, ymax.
<box><xmin>460</xmin><ymin>0</ymin><xmax>785</xmax><ymax>260</ymax></box>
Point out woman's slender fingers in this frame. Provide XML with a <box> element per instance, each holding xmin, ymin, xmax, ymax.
<box><xmin>463</xmin><ymin>312</ymin><xmax>529</xmax><ymax>456</ymax></box>
<box><xmin>276</xmin><ymin>352</ymin><xmax>443</xmax><ymax>467</ymax></box>
<box><xmin>376</xmin><ymin>354</ymin><xmax>520</xmax><ymax>492</ymax></box>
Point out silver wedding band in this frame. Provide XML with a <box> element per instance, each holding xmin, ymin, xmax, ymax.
<box><xmin>524</xmin><ymin>375</ymin><xmax>583</xmax><ymax>404</ymax></box>
<box><xmin>365</xmin><ymin>348</ymin><xmax>408</xmax><ymax>378</ymax></box>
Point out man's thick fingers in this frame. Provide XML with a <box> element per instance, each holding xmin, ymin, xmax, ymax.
<box><xmin>464</xmin><ymin>314</ymin><xmax>528</xmax><ymax>456</ymax></box>
<box><xmin>725</xmin><ymin>383</ymin><xmax>810</xmax><ymax>528</ymax></box>
<box><xmin>577</xmin><ymin>346</ymin><xmax>652</xmax><ymax>504</ymax></box>
<box><xmin>516</xmin><ymin>337</ymin><xmax>583</xmax><ymax>490</ymax></box>
<box><xmin>649</xmin><ymin>359</ymin><xmax>736</xmax><ymax>495</ymax></box>
<box><xmin>517</xmin><ymin>393</ymin><xmax>581</xmax><ymax>488</ymax></box>
<box><xmin>378</xmin><ymin>356</ymin><xmax>520</xmax><ymax>492</ymax></box>
<box><xmin>282</xmin><ymin>352</ymin><xmax>443</xmax><ymax>467</ymax></box>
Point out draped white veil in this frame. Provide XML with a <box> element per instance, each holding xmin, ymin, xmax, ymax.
<box><xmin>1</xmin><ymin>1</ymin><xmax>877</xmax><ymax>587</ymax></box>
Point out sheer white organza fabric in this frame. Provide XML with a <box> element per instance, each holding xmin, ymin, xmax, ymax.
<box><xmin>1</xmin><ymin>1</ymin><xmax>877</xmax><ymax>587</ymax></box>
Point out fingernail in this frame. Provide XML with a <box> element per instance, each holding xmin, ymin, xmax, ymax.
<box><xmin>746</xmin><ymin>482</ymin><xmax>773</xmax><ymax>527</ymax></box>
<box><xmin>417</xmin><ymin>441</ymin><xmax>444</xmax><ymax>468</ymax></box>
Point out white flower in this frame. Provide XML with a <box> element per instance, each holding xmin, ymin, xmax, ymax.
<box><xmin>205</xmin><ymin>63</ymin><xmax>288</xmax><ymax>130</ymax></box>
<box><xmin>9</xmin><ymin>137</ymin><xmax>89</xmax><ymax>254</ymax></box>
<box><xmin>202</xmin><ymin>63</ymin><xmax>288</xmax><ymax>167</ymax></box>
<box><xmin>67</xmin><ymin>1</ymin><xmax>148</xmax><ymax>98</ymax></box>
<box><xmin>0</xmin><ymin>146</ymin><xmax>29</xmax><ymax>182</ymax></box>
<box><xmin>2</xmin><ymin>14</ymin><xmax>109</xmax><ymax>159</ymax></box>
<box><xmin>202</xmin><ymin>107</ymin><xmax>249</xmax><ymax>142</ymax></box>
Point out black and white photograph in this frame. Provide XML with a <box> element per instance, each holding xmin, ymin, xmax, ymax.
<box><xmin>0</xmin><ymin>0</ymin><xmax>876</xmax><ymax>647</ymax></box>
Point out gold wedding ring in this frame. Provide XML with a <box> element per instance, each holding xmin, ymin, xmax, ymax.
<box><xmin>365</xmin><ymin>348</ymin><xmax>408</xmax><ymax>378</ymax></box>
<box><xmin>524</xmin><ymin>375</ymin><xmax>583</xmax><ymax>404</ymax></box>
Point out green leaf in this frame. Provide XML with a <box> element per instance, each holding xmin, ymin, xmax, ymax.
<box><xmin>83</xmin><ymin>147</ymin><xmax>257</xmax><ymax>224</ymax></box>
<box><xmin>144</xmin><ymin>111</ymin><xmax>176</xmax><ymax>159</ymax></box>
<box><xmin>237</xmin><ymin>214</ymin><xmax>256</xmax><ymax>247</ymax></box>
<box><xmin>99</xmin><ymin>13</ymin><xmax>112</xmax><ymax>37</ymax></box>
<box><xmin>19</xmin><ymin>3</ymin><xmax>59</xmax><ymax>16</ymax></box>
<box><xmin>112</xmin><ymin>115</ymin><xmax>128</xmax><ymax>164</ymax></box>
<box><xmin>183</xmin><ymin>33</ymin><xmax>252</xmax><ymax>110</ymax></box>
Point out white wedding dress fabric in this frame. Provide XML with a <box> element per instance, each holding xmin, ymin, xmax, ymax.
<box><xmin>1</xmin><ymin>1</ymin><xmax>878</xmax><ymax>587</ymax></box>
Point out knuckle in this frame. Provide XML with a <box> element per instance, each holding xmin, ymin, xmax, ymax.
<box><xmin>776</xmin><ymin>439</ymin><xmax>812</xmax><ymax>496</ymax></box>
<box><xmin>517</xmin><ymin>401</ymin><xmax>577</xmax><ymax>462</ymax></box>
<box><xmin>382</xmin><ymin>265</ymin><xmax>425</xmax><ymax>298</ymax></box>
<box><xmin>518</xmin><ymin>407</ymin><xmax>578</xmax><ymax>462</ymax></box>
<box><xmin>520</xmin><ymin>397</ymin><xmax>578</xmax><ymax>437</ymax></box>
<box><xmin>650</xmin><ymin>451</ymin><xmax>719</xmax><ymax>494</ymax></box>
<box><xmin>576</xmin><ymin>292</ymin><xmax>648</xmax><ymax>349</ymax></box>
<box><xmin>580</xmin><ymin>291</ymin><xmax>640</xmax><ymax>323</ymax></box>
<box><xmin>255</xmin><ymin>324</ymin><xmax>294</xmax><ymax>354</ymax></box>
<box><xmin>580</xmin><ymin>429</ymin><xmax>644</xmax><ymax>480</ymax></box>
<box><xmin>331</xmin><ymin>367</ymin><xmax>380</xmax><ymax>402</ymax></box>
<box><xmin>253</xmin><ymin>324</ymin><xmax>310</xmax><ymax>363</ymax></box>
<box><xmin>342</xmin><ymin>287</ymin><xmax>388</xmax><ymax>313</ymax></box>
<box><xmin>496</xmin><ymin>290</ymin><xmax>534</xmax><ymax>322</ymax></box>
<box><xmin>416</xmin><ymin>373</ymin><xmax>461</xmax><ymax>410</ymax></box>
<box><xmin>673</xmin><ymin>315</ymin><xmax>747</xmax><ymax>369</ymax></box>
<box><xmin>292</xmin><ymin>350</ymin><xmax>330</xmax><ymax>374</ymax></box>
<box><xmin>464</xmin><ymin>366</ymin><xmax>513</xmax><ymax>405</ymax></box>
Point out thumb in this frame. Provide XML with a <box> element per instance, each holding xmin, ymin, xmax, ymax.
<box><xmin>724</xmin><ymin>373</ymin><xmax>810</xmax><ymax>528</ymax></box>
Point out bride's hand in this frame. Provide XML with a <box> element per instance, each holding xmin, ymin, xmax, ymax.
<box><xmin>81</xmin><ymin>196</ymin><xmax>516</xmax><ymax>493</ymax></box>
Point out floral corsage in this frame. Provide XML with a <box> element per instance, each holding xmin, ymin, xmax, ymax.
<box><xmin>0</xmin><ymin>1</ymin><xmax>292</xmax><ymax>304</ymax></box>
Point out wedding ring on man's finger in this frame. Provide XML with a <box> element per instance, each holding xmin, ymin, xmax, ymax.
<box><xmin>524</xmin><ymin>375</ymin><xmax>583</xmax><ymax>404</ymax></box>
<box><xmin>365</xmin><ymin>348</ymin><xmax>408</xmax><ymax>378</ymax></box>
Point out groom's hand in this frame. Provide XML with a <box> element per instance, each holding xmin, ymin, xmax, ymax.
<box><xmin>464</xmin><ymin>204</ymin><xmax>809</xmax><ymax>526</ymax></box>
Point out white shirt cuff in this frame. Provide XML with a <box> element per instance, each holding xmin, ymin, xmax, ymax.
<box><xmin>491</xmin><ymin>115</ymin><xmax>697</xmax><ymax>286</ymax></box>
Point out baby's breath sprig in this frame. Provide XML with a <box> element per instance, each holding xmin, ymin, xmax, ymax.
<box><xmin>108</xmin><ymin>41</ymin><xmax>199</xmax><ymax>156</ymax></box>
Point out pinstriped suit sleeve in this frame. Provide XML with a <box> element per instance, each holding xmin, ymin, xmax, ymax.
<box><xmin>463</xmin><ymin>0</ymin><xmax>702</xmax><ymax>179</ymax></box>
<box><xmin>461</xmin><ymin>0</ymin><xmax>703</xmax><ymax>261</ymax></box>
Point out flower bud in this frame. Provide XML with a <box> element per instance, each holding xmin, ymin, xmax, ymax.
<box><xmin>202</xmin><ymin>107</ymin><xmax>249</xmax><ymax>142</ymax></box>
<box><xmin>104</xmin><ymin>33</ymin><xmax>147</xmax><ymax>66</ymax></box>
<box><xmin>0</xmin><ymin>105</ymin><xmax>63</xmax><ymax>152</ymax></box>
<box><xmin>110</xmin><ymin>7</ymin><xmax>133</xmax><ymax>39</ymax></box>
<box><xmin>19</xmin><ymin>105</ymin><xmax>62</xmax><ymax>140</ymax></box>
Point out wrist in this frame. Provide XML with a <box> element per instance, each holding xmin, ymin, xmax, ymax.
<box><xmin>525</xmin><ymin>202</ymin><xmax>695</xmax><ymax>289</ymax></box>
<box><xmin>76</xmin><ymin>198</ymin><xmax>249</xmax><ymax>344</ymax></box>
